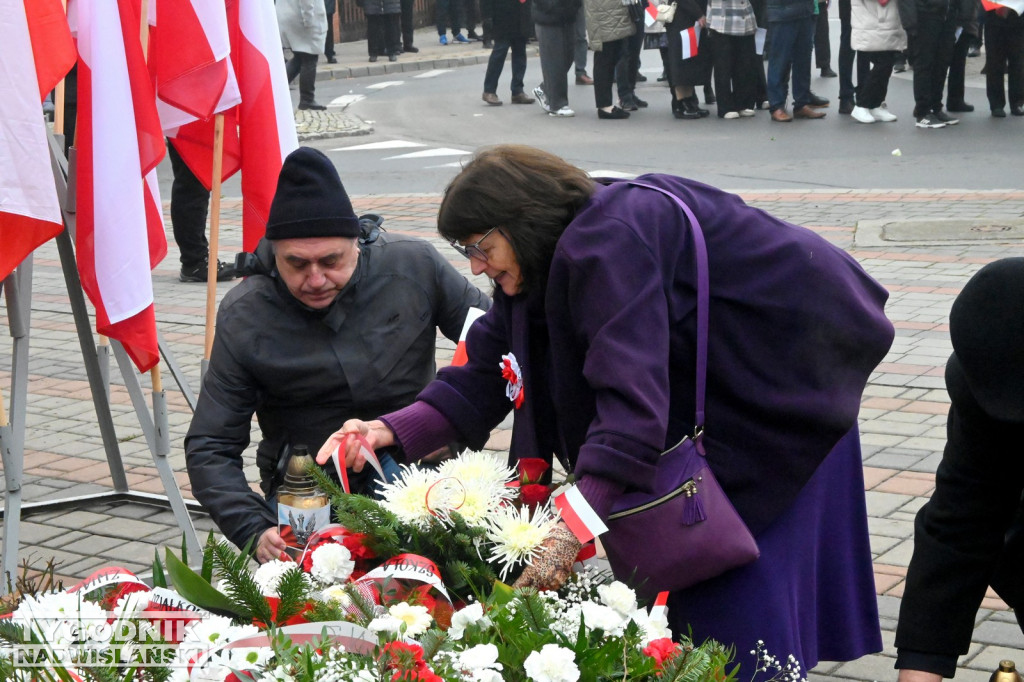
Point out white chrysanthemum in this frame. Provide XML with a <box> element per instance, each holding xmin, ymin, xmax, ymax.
<box><xmin>459</xmin><ymin>643</ymin><xmax>502</xmax><ymax>672</ymax></box>
<box><xmin>321</xmin><ymin>584</ymin><xmax>353</xmax><ymax>607</ymax></box>
<box><xmin>597</xmin><ymin>581</ymin><xmax>637</xmax><ymax>616</ymax></box>
<box><xmin>387</xmin><ymin>602</ymin><xmax>433</xmax><ymax>637</ymax></box>
<box><xmin>377</xmin><ymin>464</ymin><xmax>445</xmax><ymax>528</ymax></box>
<box><xmin>524</xmin><ymin>644</ymin><xmax>580</xmax><ymax>682</ymax></box>
<box><xmin>630</xmin><ymin>607</ymin><xmax>672</xmax><ymax>645</ymax></box>
<box><xmin>12</xmin><ymin>591</ymin><xmax>109</xmax><ymax>650</ymax></box>
<box><xmin>437</xmin><ymin>452</ymin><xmax>517</xmax><ymax>524</ymax></box>
<box><xmin>310</xmin><ymin>543</ymin><xmax>355</xmax><ymax>585</ymax></box>
<box><xmin>113</xmin><ymin>589</ymin><xmax>152</xmax><ymax>620</ymax></box>
<box><xmin>449</xmin><ymin>602</ymin><xmax>491</xmax><ymax>640</ymax></box>
<box><xmin>253</xmin><ymin>558</ymin><xmax>301</xmax><ymax>597</ymax></box>
<box><xmin>580</xmin><ymin>601</ymin><xmax>628</xmax><ymax>636</ymax></box>
<box><xmin>485</xmin><ymin>501</ymin><xmax>560</xmax><ymax>580</ymax></box>
<box><xmin>186</xmin><ymin>647</ymin><xmax>274</xmax><ymax>682</ymax></box>
<box><xmin>367</xmin><ymin>614</ymin><xmax>402</xmax><ymax>634</ymax></box>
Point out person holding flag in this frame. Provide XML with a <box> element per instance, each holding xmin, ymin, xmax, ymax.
<box><xmin>321</xmin><ymin>144</ymin><xmax>893</xmax><ymax>679</ymax></box>
<box><xmin>664</xmin><ymin>0</ymin><xmax>712</xmax><ymax>118</ymax></box>
<box><xmin>184</xmin><ymin>147</ymin><xmax>489</xmax><ymax>564</ymax></box>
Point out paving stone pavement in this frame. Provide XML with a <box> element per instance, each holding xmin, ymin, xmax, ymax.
<box><xmin>1</xmin><ymin>34</ymin><xmax>1021</xmax><ymax>681</ymax></box>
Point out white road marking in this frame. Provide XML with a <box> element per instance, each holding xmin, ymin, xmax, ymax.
<box><xmin>366</xmin><ymin>81</ymin><xmax>405</xmax><ymax>90</ymax></box>
<box><xmin>383</xmin><ymin>148</ymin><xmax>470</xmax><ymax>160</ymax></box>
<box><xmin>413</xmin><ymin>70</ymin><xmax>452</xmax><ymax>78</ymax></box>
<box><xmin>332</xmin><ymin>140</ymin><xmax>427</xmax><ymax>151</ymax></box>
<box><xmin>329</xmin><ymin>94</ymin><xmax>365</xmax><ymax>107</ymax></box>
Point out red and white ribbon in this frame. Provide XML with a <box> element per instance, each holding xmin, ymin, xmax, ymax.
<box><xmin>358</xmin><ymin>553</ymin><xmax>452</xmax><ymax>604</ymax></box>
<box><xmin>451</xmin><ymin>306</ymin><xmax>487</xmax><ymax>367</ymax></box>
<box><xmin>331</xmin><ymin>433</ymin><xmax>385</xmax><ymax>493</ymax></box>
<box><xmin>554</xmin><ymin>485</ymin><xmax>608</xmax><ymax>544</ymax></box>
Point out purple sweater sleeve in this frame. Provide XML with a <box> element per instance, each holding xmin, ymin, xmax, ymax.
<box><xmin>575</xmin><ymin>476</ymin><xmax>626</xmax><ymax>521</ymax></box>
<box><xmin>380</xmin><ymin>401</ymin><xmax>460</xmax><ymax>463</ymax></box>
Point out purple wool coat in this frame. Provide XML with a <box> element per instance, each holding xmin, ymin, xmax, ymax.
<box><xmin>392</xmin><ymin>175</ymin><xmax>893</xmax><ymax>537</ymax></box>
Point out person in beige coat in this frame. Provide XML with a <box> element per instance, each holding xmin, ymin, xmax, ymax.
<box><xmin>584</xmin><ymin>0</ymin><xmax>637</xmax><ymax>117</ymax></box>
<box><xmin>849</xmin><ymin>0</ymin><xmax>906</xmax><ymax>122</ymax></box>
<box><xmin>278</xmin><ymin>0</ymin><xmax>328</xmax><ymax>109</ymax></box>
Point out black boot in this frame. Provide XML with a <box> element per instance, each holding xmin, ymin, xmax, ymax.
<box><xmin>686</xmin><ymin>94</ymin><xmax>710</xmax><ymax>118</ymax></box>
<box><xmin>703</xmin><ymin>84</ymin><xmax>716</xmax><ymax>105</ymax></box>
<box><xmin>672</xmin><ymin>95</ymin><xmax>702</xmax><ymax>120</ymax></box>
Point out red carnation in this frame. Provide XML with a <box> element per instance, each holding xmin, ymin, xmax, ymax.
<box><xmin>643</xmin><ymin>638</ymin><xmax>679</xmax><ymax>667</ymax></box>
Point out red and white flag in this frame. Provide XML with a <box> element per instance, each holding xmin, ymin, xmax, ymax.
<box><xmin>0</xmin><ymin>0</ymin><xmax>76</xmax><ymax>281</ymax></box>
<box><xmin>981</xmin><ymin>0</ymin><xmax>1024</xmax><ymax>13</ymax></box>
<box><xmin>75</xmin><ymin>0</ymin><xmax>167</xmax><ymax>372</ymax></box>
<box><xmin>681</xmin><ymin>23</ymin><xmax>701</xmax><ymax>59</ymax></box>
<box><xmin>554</xmin><ymin>485</ymin><xmax>609</xmax><ymax>544</ymax></box>
<box><xmin>149</xmin><ymin>0</ymin><xmax>243</xmax><ymax>187</ymax></box>
<box><xmin>231</xmin><ymin>0</ymin><xmax>299</xmax><ymax>251</ymax></box>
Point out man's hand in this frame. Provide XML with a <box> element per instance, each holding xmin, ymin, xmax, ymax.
<box><xmin>256</xmin><ymin>527</ymin><xmax>290</xmax><ymax>564</ymax></box>
<box><xmin>316</xmin><ymin>419</ymin><xmax>395</xmax><ymax>471</ymax></box>
<box><xmin>897</xmin><ymin>671</ymin><xmax>943</xmax><ymax>682</ymax></box>
<box><xmin>512</xmin><ymin>523</ymin><xmax>582</xmax><ymax>591</ymax></box>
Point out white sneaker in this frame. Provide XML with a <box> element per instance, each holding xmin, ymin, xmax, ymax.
<box><xmin>532</xmin><ymin>86</ymin><xmax>550</xmax><ymax>113</ymax></box>
<box><xmin>739</xmin><ymin>108</ymin><xmax>756</xmax><ymax>117</ymax></box>
<box><xmin>851</xmin><ymin>106</ymin><xmax>875</xmax><ymax>123</ymax></box>
<box><xmin>870</xmin><ymin>106</ymin><xmax>898</xmax><ymax>122</ymax></box>
<box><xmin>549</xmin><ymin>105</ymin><xmax>575</xmax><ymax>117</ymax></box>
<box><xmin>723</xmin><ymin>111</ymin><xmax>740</xmax><ymax>119</ymax></box>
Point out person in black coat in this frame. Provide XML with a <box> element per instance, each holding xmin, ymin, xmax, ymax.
<box><xmin>481</xmin><ymin>0</ymin><xmax>537</xmax><ymax>104</ymax></box>
<box><xmin>894</xmin><ymin>258</ymin><xmax>1024</xmax><ymax>681</ymax></box>
<box><xmin>360</xmin><ymin>0</ymin><xmax>402</xmax><ymax>61</ymax></box>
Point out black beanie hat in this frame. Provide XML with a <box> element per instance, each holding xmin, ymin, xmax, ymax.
<box><xmin>265</xmin><ymin>147</ymin><xmax>360</xmax><ymax>240</ymax></box>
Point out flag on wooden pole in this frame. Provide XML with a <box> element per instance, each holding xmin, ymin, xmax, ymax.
<box><xmin>75</xmin><ymin>0</ymin><xmax>167</xmax><ymax>372</ymax></box>
<box><xmin>0</xmin><ymin>0</ymin><xmax>77</xmax><ymax>281</ymax></box>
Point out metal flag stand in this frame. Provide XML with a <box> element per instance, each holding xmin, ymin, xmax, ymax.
<box><xmin>0</xmin><ymin>132</ymin><xmax>203</xmax><ymax>593</ymax></box>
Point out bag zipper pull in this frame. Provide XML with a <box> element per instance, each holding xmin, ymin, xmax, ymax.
<box><xmin>682</xmin><ymin>477</ymin><xmax>707</xmax><ymax>526</ymax></box>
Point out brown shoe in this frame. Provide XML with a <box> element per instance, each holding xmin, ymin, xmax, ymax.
<box><xmin>575</xmin><ymin>73</ymin><xmax>594</xmax><ymax>85</ymax></box>
<box><xmin>510</xmin><ymin>92</ymin><xmax>535</xmax><ymax>104</ymax></box>
<box><xmin>771</xmin><ymin>108</ymin><xmax>793</xmax><ymax>122</ymax></box>
<box><xmin>482</xmin><ymin>92</ymin><xmax>502</xmax><ymax>106</ymax></box>
<box><xmin>793</xmin><ymin>105</ymin><xmax>826</xmax><ymax>119</ymax></box>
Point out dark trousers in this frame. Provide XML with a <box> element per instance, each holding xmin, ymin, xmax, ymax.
<box><xmin>985</xmin><ymin>12</ymin><xmax>1024</xmax><ymax>110</ymax></box>
<box><xmin>594</xmin><ymin>37</ymin><xmax>631</xmax><ymax>108</ymax></box>
<box><xmin>855</xmin><ymin>50</ymin><xmax>896</xmax><ymax>109</ymax></box>
<box><xmin>464</xmin><ymin>0</ymin><xmax>481</xmax><ymax>35</ymax></box>
<box><xmin>908</xmin><ymin>11</ymin><xmax>957</xmax><ymax>116</ymax></box>
<box><xmin>946</xmin><ymin>26</ymin><xmax>972</xmax><ymax>105</ymax></box>
<box><xmin>813</xmin><ymin>2</ymin><xmax>830</xmax><ymax>69</ymax></box>
<box><xmin>484</xmin><ymin>38</ymin><xmax>528</xmax><ymax>95</ymax></box>
<box><xmin>325</xmin><ymin>11</ymin><xmax>336</xmax><ymax>57</ymax></box>
<box><xmin>286</xmin><ymin>51</ymin><xmax>319</xmax><ymax>105</ymax></box>
<box><xmin>710</xmin><ymin>31</ymin><xmax>758</xmax><ymax>115</ymax></box>
<box><xmin>401</xmin><ymin>0</ymin><xmax>415</xmax><ymax>46</ymax></box>
<box><xmin>767</xmin><ymin>16</ymin><xmax>815</xmax><ymax>110</ymax></box>
<box><xmin>367</xmin><ymin>14</ymin><xmax>401</xmax><ymax>56</ymax></box>
<box><xmin>168</xmin><ymin>144</ymin><xmax>211</xmax><ymax>268</ymax></box>
<box><xmin>837</xmin><ymin>0</ymin><xmax>870</xmax><ymax>101</ymax></box>
<box><xmin>615</xmin><ymin>18</ymin><xmax>645</xmax><ymax>100</ymax></box>
<box><xmin>535</xmin><ymin>21</ymin><xmax>576</xmax><ymax>110</ymax></box>
<box><xmin>436</xmin><ymin>0</ymin><xmax>463</xmax><ymax>36</ymax></box>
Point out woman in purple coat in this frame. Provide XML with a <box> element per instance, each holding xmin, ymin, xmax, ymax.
<box><xmin>320</xmin><ymin>145</ymin><xmax>892</xmax><ymax>678</ymax></box>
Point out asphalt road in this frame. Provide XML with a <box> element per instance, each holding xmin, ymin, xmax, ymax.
<box><xmin>306</xmin><ymin>43</ymin><xmax>1019</xmax><ymax>196</ymax></box>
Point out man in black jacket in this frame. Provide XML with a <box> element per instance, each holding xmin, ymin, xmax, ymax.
<box><xmin>184</xmin><ymin>148</ymin><xmax>489</xmax><ymax>563</ymax></box>
<box><xmin>898</xmin><ymin>0</ymin><xmax>976</xmax><ymax>127</ymax></box>
<box><xmin>894</xmin><ymin>258</ymin><xmax>1024</xmax><ymax>680</ymax></box>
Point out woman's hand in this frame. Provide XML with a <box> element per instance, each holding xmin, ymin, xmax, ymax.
<box><xmin>316</xmin><ymin>419</ymin><xmax>396</xmax><ymax>471</ymax></box>
<box><xmin>512</xmin><ymin>522</ymin><xmax>582</xmax><ymax>591</ymax></box>
<box><xmin>698</xmin><ymin>14</ymin><xmax>707</xmax><ymax>27</ymax></box>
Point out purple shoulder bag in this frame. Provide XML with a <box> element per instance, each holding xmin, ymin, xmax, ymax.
<box><xmin>600</xmin><ymin>182</ymin><xmax>760</xmax><ymax>599</ymax></box>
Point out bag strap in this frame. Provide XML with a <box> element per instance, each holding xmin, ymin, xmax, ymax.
<box><xmin>624</xmin><ymin>181</ymin><xmax>709</xmax><ymax>451</ymax></box>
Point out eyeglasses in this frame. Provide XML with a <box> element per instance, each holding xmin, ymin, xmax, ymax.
<box><xmin>449</xmin><ymin>227</ymin><xmax>501</xmax><ymax>262</ymax></box>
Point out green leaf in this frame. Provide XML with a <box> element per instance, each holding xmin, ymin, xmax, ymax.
<box><xmin>164</xmin><ymin>547</ymin><xmax>246</xmax><ymax>619</ymax></box>
<box><xmin>201</xmin><ymin>532</ymin><xmax>217</xmax><ymax>583</ymax></box>
<box><xmin>151</xmin><ymin>548</ymin><xmax>167</xmax><ymax>589</ymax></box>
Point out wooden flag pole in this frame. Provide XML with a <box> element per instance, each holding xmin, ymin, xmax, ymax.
<box><xmin>0</xmin><ymin>388</ymin><xmax>8</xmax><ymax>429</ymax></box>
<box><xmin>204</xmin><ymin>114</ymin><xmax>226</xmax><ymax>360</ymax></box>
